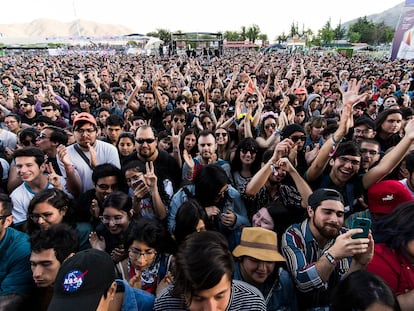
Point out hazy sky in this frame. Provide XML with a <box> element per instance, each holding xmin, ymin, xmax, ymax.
<box><xmin>1</xmin><ymin>0</ymin><xmax>403</xmax><ymax>40</ymax></box>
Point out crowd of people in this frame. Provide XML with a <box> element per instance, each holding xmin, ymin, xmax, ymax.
<box><xmin>1</xmin><ymin>48</ymin><xmax>414</xmax><ymax>310</ymax></box>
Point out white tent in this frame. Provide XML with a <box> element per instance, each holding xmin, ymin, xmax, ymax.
<box><xmin>144</xmin><ymin>37</ymin><xmax>164</xmax><ymax>50</ymax></box>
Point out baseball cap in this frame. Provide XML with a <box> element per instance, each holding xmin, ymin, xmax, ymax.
<box><xmin>232</xmin><ymin>227</ymin><xmax>285</xmax><ymax>262</ymax></box>
<box><xmin>368</xmin><ymin>180</ymin><xmax>414</xmax><ymax>215</ymax></box>
<box><xmin>48</xmin><ymin>249</ymin><xmax>115</xmax><ymax>311</ymax></box>
<box><xmin>354</xmin><ymin>117</ymin><xmax>375</xmax><ymax>130</ymax></box>
<box><xmin>308</xmin><ymin>188</ymin><xmax>344</xmax><ymax>209</ymax></box>
<box><xmin>281</xmin><ymin>124</ymin><xmax>305</xmax><ymax>140</ymax></box>
<box><xmin>73</xmin><ymin>112</ymin><xmax>97</xmax><ymax>127</ymax></box>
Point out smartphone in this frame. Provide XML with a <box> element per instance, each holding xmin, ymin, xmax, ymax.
<box><xmin>351</xmin><ymin>217</ymin><xmax>371</xmax><ymax>239</ymax></box>
<box><xmin>131</xmin><ymin>179</ymin><xmax>144</xmax><ymax>189</ymax></box>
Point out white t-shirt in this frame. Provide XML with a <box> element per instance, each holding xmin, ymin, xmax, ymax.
<box><xmin>57</xmin><ymin>140</ymin><xmax>121</xmax><ymax>192</ymax></box>
<box><xmin>10</xmin><ymin>182</ymin><xmax>54</xmax><ymax>225</ymax></box>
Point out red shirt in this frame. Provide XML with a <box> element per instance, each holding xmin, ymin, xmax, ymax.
<box><xmin>367</xmin><ymin>243</ymin><xmax>414</xmax><ymax>296</ymax></box>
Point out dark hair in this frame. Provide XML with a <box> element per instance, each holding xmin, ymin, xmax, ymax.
<box><xmin>194</xmin><ymin>164</ymin><xmax>229</xmax><ymax>207</ymax></box>
<box><xmin>373</xmin><ymin>201</ymin><xmax>414</xmax><ymax>252</ymax></box>
<box><xmin>331</xmin><ymin>270</ymin><xmax>396</xmax><ymax>311</ymax></box>
<box><xmin>106</xmin><ymin>114</ymin><xmax>124</xmax><ymax>127</ymax></box>
<box><xmin>13</xmin><ymin>147</ymin><xmax>45</xmax><ymax>167</ymax></box>
<box><xmin>405</xmin><ymin>150</ymin><xmax>414</xmax><ymax>174</ymax></box>
<box><xmin>5</xmin><ymin>113</ymin><xmax>21</xmax><ymax>123</ymax></box>
<box><xmin>375</xmin><ymin>109</ymin><xmax>403</xmax><ymax>133</ymax></box>
<box><xmin>172</xmin><ymin>107</ymin><xmax>187</xmax><ymax>119</ymax></box>
<box><xmin>117</xmin><ymin>132</ymin><xmax>135</xmax><ymax>147</ymax></box>
<box><xmin>92</xmin><ymin>163</ymin><xmax>122</xmax><ymax>184</ymax></box>
<box><xmin>30</xmin><ymin>223</ymin><xmax>79</xmax><ymax>263</ymax></box>
<box><xmin>0</xmin><ymin>193</ymin><xmax>12</xmax><ymax>215</ymax></box>
<box><xmin>41</xmin><ymin>101</ymin><xmax>58</xmax><ymax>110</ymax></box>
<box><xmin>102</xmin><ymin>191</ymin><xmax>132</xmax><ymax>214</ymax></box>
<box><xmin>18</xmin><ymin>128</ymin><xmax>40</xmax><ymax>146</ymax></box>
<box><xmin>44</xmin><ymin>126</ymin><xmax>69</xmax><ymax>145</ymax></box>
<box><xmin>174</xmin><ymin>199</ymin><xmax>207</xmax><ymax>245</ymax></box>
<box><xmin>172</xmin><ymin>231</ymin><xmax>234</xmax><ymax>302</ymax></box>
<box><xmin>180</xmin><ymin>128</ymin><xmax>198</xmax><ymax>157</ymax></box>
<box><xmin>126</xmin><ymin>218</ymin><xmax>176</xmax><ymax>254</ymax></box>
<box><xmin>331</xmin><ymin>141</ymin><xmax>361</xmax><ymax>159</ymax></box>
<box><xmin>27</xmin><ymin>188</ymin><xmax>75</xmax><ymax>234</ymax></box>
<box><xmin>231</xmin><ymin>137</ymin><xmax>261</xmax><ymax>174</ymax></box>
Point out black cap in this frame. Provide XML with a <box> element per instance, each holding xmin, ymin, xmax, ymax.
<box><xmin>281</xmin><ymin>124</ymin><xmax>305</xmax><ymax>140</ymax></box>
<box><xmin>308</xmin><ymin>188</ymin><xmax>344</xmax><ymax>209</ymax></box>
<box><xmin>48</xmin><ymin>249</ymin><xmax>115</xmax><ymax>311</ymax></box>
<box><xmin>354</xmin><ymin>117</ymin><xmax>375</xmax><ymax>130</ymax></box>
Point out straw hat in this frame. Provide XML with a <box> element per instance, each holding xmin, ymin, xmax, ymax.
<box><xmin>232</xmin><ymin>227</ymin><xmax>285</xmax><ymax>262</ymax></box>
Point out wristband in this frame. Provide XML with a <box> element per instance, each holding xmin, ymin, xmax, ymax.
<box><xmin>274</xmin><ymin>129</ymin><xmax>281</xmax><ymax>137</ymax></box>
<box><xmin>324</xmin><ymin>251</ymin><xmax>338</xmax><ymax>266</ymax></box>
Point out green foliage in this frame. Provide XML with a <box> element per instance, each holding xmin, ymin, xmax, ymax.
<box><xmin>224</xmin><ymin>31</ymin><xmax>242</xmax><ymax>41</ymax></box>
<box><xmin>146</xmin><ymin>29</ymin><xmax>172</xmax><ymax>43</ymax></box>
<box><xmin>347</xmin><ymin>16</ymin><xmax>394</xmax><ymax>45</ymax></box>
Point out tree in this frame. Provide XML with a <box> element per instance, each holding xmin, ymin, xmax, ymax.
<box><xmin>319</xmin><ymin>19</ymin><xmax>335</xmax><ymax>45</ymax></box>
<box><xmin>224</xmin><ymin>31</ymin><xmax>242</xmax><ymax>41</ymax></box>
<box><xmin>276</xmin><ymin>32</ymin><xmax>288</xmax><ymax>43</ymax></box>
<box><xmin>289</xmin><ymin>22</ymin><xmax>298</xmax><ymax>37</ymax></box>
<box><xmin>348</xmin><ymin>16</ymin><xmax>394</xmax><ymax>44</ymax></box>
<box><xmin>334</xmin><ymin>21</ymin><xmax>346</xmax><ymax>41</ymax></box>
<box><xmin>240</xmin><ymin>26</ymin><xmax>247</xmax><ymax>41</ymax></box>
<box><xmin>246</xmin><ymin>24</ymin><xmax>261</xmax><ymax>43</ymax></box>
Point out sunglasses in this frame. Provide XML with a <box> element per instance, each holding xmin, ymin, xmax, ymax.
<box><xmin>135</xmin><ymin>138</ymin><xmax>155</xmax><ymax>144</ymax></box>
<box><xmin>247</xmin><ymin>100</ymin><xmax>257</xmax><ymax>104</ymax></box>
<box><xmin>241</xmin><ymin>147</ymin><xmax>257</xmax><ymax>154</ymax></box>
<box><xmin>291</xmin><ymin>136</ymin><xmax>306</xmax><ymax>142</ymax></box>
<box><xmin>216</xmin><ymin>186</ymin><xmax>229</xmax><ymax>198</ymax></box>
<box><xmin>173</xmin><ymin>117</ymin><xmax>186</xmax><ymax>123</ymax></box>
<box><xmin>265</xmin><ymin>123</ymin><xmax>276</xmax><ymax>130</ymax></box>
<box><xmin>215</xmin><ymin>132</ymin><xmax>227</xmax><ymax>138</ymax></box>
<box><xmin>19</xmin><ymin>103</ymin><xmax>30</xmax><ymax>107</ymax></box>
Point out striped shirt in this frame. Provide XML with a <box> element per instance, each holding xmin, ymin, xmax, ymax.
<box><xmin>154</xmin><ymin>280</ymin><xmax>266</xmax><ymax>311</ymax></box>
<box><xmin>281</xmin><ymin>219</ymin><xmax>351</xmax><ymax>309</ymax></box>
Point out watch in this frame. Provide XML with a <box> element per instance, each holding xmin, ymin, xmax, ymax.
<box><xmin>324</xmin><ymin>251</ymin><xmax>337</xmax><ymax>266</ymax></box>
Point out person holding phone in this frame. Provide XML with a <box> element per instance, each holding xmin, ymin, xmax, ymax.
<box><xmin>281</xmin><ymin>188</ymin><xmax>374</xmax><ymax>310</ymax></box>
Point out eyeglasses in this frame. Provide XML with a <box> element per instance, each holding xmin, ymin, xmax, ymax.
<box><xmin>96</xmin><ymin>184</ymin><xmax>118</xmax><ymax>191</ymax></box>
<box><xmin>385</xmin><ymin>100</ymin><xmax>396</xmax><ymax>104</ymax></box>
<box><xmin>216</xmin><ymin>185</ymin><xmax>229</xmax><ymax>198</ymax></box>
<box><xmin>38</xmin><ymin>133</ymin><xmax>50</xmax><ymax>139</ymax></box>
<box><xmin>215</xmin><ymin>132</ymin><xmax>227</xmax><ymax>138</ymax></box>
<box><xmin>75</xmin><ymin>128</ymin><xmax>96</xmax><ymax>135</ymax></box>
<box><xmin>29</xmin><ymin>212</ymin><xmax>54</xmax><ymax>222</ymax></box>
<box><xmin>265</xmin><ymin>123</ymin><xmax>276</xmax><ymax>130</ymax></box>
<box><xmin>19</xmin><ymin>103</ymin><xmax>29</xmax><ymax>107</ymax></box>
<box><xmin>42</xmin><ymin>108</ymin><xmax>54</xmax><ymax>112</ymax></box>
<box><xmin>135</xmin><ymin>138</ymin><xmax>156</xmax><ymax>144</ymax></box>
<box><xmin>241</xmin><ymin>147</ymin><xmax>257</xmax><ymax>154</ymax></box>
<box><xmin>129</xmin><ymin>247</ymin><xmax>157</xmax><ymax>258</ymax></box>
<box><xmin>401</xmin><ymin>83</ymin><xmax>410</xmax><ymax>85</ymax></box>
<box><xmin>173</xmin><ymin>117</ymin><xmax>186</xmax><ymax>123</ymax></box>
<box><xmin>354</xmin><ymin>129</ymin><xmax>372</xmax><ymax>135</ymax></box>
<box><xmin>337</xmin><ymin>156</ymin><xmax>360</xmax><ymax>167</ymax></box>
<box><xmin>290</xmin><ymin>136</ymin><xmax>306</xmax><ymax>142</ymax></box>
<box><xmin>99</xmin><ymin>215</ymin><xmax>126</xmax><ymax>225</ymax></box>
<box><xmin>0</xmin><ymin>214</ymin><xmax>11</xmax><ymax>221</ymax></box>
<box><xmin>360</xmin><ymin>148</ymin><xmax>378</xmax><ymax>156</ymax></box>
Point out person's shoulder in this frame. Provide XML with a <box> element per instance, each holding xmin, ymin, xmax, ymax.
<box><xmin>230</xmin><ymin>280</ymin><xmax>266</xmax><ymax>310</ymax></box>
<box><xmin>154</xmin><ymin>285</ymin><xmax>188</xmax><ymax>310</ymax></box>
